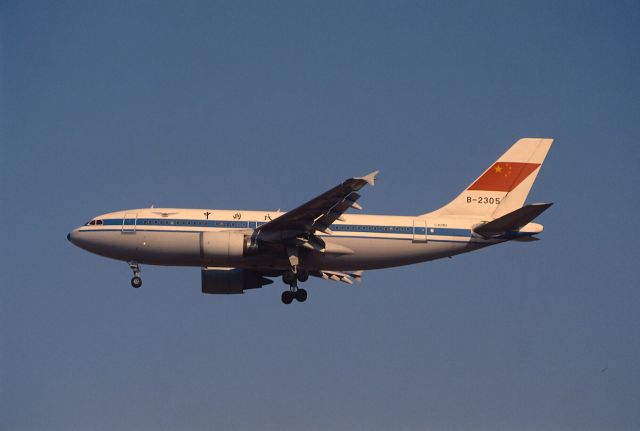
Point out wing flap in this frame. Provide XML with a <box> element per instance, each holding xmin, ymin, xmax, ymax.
<box><xmin>312</xmin><ymin>192</ymin><xmax>361</xmax><ymax>233</ymax></box>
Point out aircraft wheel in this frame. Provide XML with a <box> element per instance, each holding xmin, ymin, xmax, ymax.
<box><xmin>131</xmin><ymin>276</ymin><xmax>142</xmax><ymax>288</ymax></box>
<box><xmin>282</xmin><ymin>271</ymin><xmax>296</xmax><ymax>285</ymax></box>
<box><xmin>296</xmin><ymin>288</ymin><xmax>308</xmax><ymax>302</ymax></box>
<box><xmin>281</xmin><ymin>291</ymin><xmax>294</xmax><ymax>304</ymax></box>
<box><xmin>297</xmin><ymin>270</ymin><xmax>309</xmax><ymax>282</ymax></box>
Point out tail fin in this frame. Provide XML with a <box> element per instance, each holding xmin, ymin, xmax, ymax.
<box><xmin>427</xmin><ymin>138</ymin><xmax>553</xmax><ymax>218</ymax></box>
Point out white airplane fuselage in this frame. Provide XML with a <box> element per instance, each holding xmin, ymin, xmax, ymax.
<box><xmin>68</xmin><ymin>208</ymin><xmax>536</xmax><ymax>271</ymax></box>
<box><xmin>67</xmin><ymin>138</ymin><xmax>553</xmax><ymax>300</ymax></box>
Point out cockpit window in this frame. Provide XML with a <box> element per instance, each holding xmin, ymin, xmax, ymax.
<box><xmin>96</xmin><ymin>220</ymin><xmax>103</xmax><ymax>225</ymax></box>
<box><xmin>89</xmin><ymin>220</ymin><xmax>96</xmax><ymax>225</ymax></box>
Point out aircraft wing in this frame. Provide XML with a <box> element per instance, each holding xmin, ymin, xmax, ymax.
<box><xmin>256</xmin><ymin>170</ymin><xmax>379</xmax><ymax>243</ymax></box>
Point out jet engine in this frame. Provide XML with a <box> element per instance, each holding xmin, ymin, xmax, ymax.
<box><xmin>200</xmin><ymin>231</ymin><xmax>254</xmax><ymax>264</ymax></box>
<box><xmin>201</xmin><ymin>267</ymin><xmax>273</xmax><ymax>294</ymax></box>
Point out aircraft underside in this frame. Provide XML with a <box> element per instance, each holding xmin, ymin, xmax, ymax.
<box><xmin>79</xmin><ymin>230</ymin><xmax>490</xmax><ymax>271</ymax></box>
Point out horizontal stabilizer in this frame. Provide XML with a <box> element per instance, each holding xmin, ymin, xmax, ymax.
<box><xmin>513</xmin><ymin>235</ymin><xmax>540</xmax><ymax>242</ymax></box>
<box><xmin>473</xmin><ymin>203</ymin><xmax>552</xmax><ymax>238</ymax></box>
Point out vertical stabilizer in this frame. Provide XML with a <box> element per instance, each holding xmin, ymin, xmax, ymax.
<box><xmin>425</xmin><ymin>138</ymin><xmax>553</xmax><ymax>219</ymax></box>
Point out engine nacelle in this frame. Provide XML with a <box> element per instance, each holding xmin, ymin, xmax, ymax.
<box><xmin>201</xmin><ymin>231</ymin><xmax>251</xmax><ymax>265</ymax></box>
<box><xmin>201</xmin><ymin>268</ymin><xmax>273</xmax><ymax>294</ymax></box>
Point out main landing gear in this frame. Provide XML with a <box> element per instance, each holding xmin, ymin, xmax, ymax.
<box><xmin>281</xmin><ymin>270</ymin><xmax>309</xmax><ymax>304</ymax></box>
<box><xmin>281</xmin><ymin>246</ymin><xmax>309</xmax><ymax>304</ymax></box>
<box><xmin>128</xmin><ymin>261</ymin><xmax>142</xmax><ymax>288</ymax></box>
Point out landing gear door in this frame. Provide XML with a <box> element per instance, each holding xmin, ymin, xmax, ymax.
<box><xmin>122</xmin><ymin>213</ymin><xmax>137</xmax><ymax>233</ymax></box>
<box><xmin>413</xmin><ymin>219</ymin><xmax>428</xmax><ymax>242</ymax></box>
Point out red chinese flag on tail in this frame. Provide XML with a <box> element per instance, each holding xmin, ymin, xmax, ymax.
<box><xmin>468</xmin><ymin>162</ymin><xmax>540</xmax><ymax>192</ymax></box>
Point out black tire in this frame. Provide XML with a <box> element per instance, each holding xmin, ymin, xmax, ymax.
<box><xmin>282</xmin><ymin>271</ymin><xmax>296</xmax><ymax>285</ymax></box>
<box><xmin>296</xmin><ymin>288</ymin><xmax>308</xmax><ymax>302</ymax></box>
<box><xmin>297</xmin><ymin>270</ymin><xmax>309</xmax><ymax>282</ymax></box>
<box><xmin>281</xmin><ymin>291</ymin><xmax>294</xmax><ymax>304</ymax></box>
<box><xmin>131</xmin><ymin>276</ymin><xmax>142</xmax><ymax>288</ymax></box>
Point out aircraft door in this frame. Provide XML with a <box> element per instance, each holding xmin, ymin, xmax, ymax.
<box><xmin>122</xmin><ymin>213</ymin><xmax>137</xmax><ymax>233</ymax></box>
<box><xmin>413</xmin><ymin>219</ymin><xmax>428</xmax><ymax>242</ymax></box>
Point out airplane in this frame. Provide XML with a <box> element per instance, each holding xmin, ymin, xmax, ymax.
<box><xmin>68</xmin><ymin>138</ymin><xmax>553</xmax><ymax>304</ymax></box>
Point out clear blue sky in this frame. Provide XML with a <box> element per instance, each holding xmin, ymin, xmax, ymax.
<box><xmin>1</xmin><ymin>1</ymin><xmax>639</xmax><ymax>430</ymax></box>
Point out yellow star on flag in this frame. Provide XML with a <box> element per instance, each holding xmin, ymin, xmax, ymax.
<box><xmin>494</xmin><ymin>165</ymin><xmax>503</xmax><ymax>174</ymax></box>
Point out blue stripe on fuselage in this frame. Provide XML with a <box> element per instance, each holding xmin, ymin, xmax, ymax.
<box><xmin>102</xmin><ymin>218</ymin><xmax>472</xmax><ymax>237</ymax></box>
<box><xmin>86</xmin><ymin>218</ymin><xmax>535</xmax><ymax>242</ymax></box>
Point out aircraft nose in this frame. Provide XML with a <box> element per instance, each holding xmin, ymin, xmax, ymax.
<box><xmin>67</xmin><ymin>230</ymin><xmax>78</xmax><ymax>245</ymax></box>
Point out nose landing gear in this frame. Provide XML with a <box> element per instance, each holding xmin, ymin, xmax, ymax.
<box><xmin>128</xmin><ymin>261</ymin><xmax>142</xmax><ymax>288</ymax></box>
<box><xmin>131</xmin><ymin>276</ymin><xmax>142</xmax><ymax>288</ymax></box>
